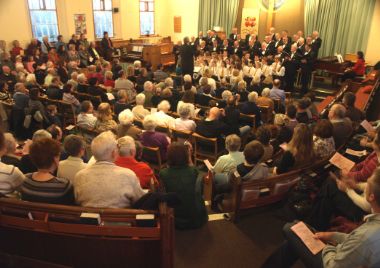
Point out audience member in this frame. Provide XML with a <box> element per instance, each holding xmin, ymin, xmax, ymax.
<box><xmin>174</xmin><ymin>103</ymin><xmax>196</xmax><ymax>132</ymax></box>
<box><xmin>74</xmin><ymin>131</ymin><xmax>145</xmax><ymax>208</ymax></box>
<box><xmin>328</xmin><ymin>104</ymin><xmax>353</xmax><ymax>149</ymax></box>
<box><xmin>117</xmin><ymin>109</ymin><xmax>142</xmax><ymax>140</ymax></box>
<box><xmin>77</xmin><ymin>101</ymin><xmax>97</xmax><ymax>129</ymax></box>
<box><xmin>213</xmin><ymin>134</ymin><xmax>244</xmax><ymax>174</ymax></box>
<box><xmin>132</xmin><ymin>93</ymin><xmax>150</xmax><ymax>120</ymax></box>
<box><xmin>94</xmin><ymin>102</ymin><xmax>117</xmax><ymax>132</ymax></box>
<box><xmin>313</xmin><ymin>119</ymin><xmax>335</xmax><ymax>159</ymax></box>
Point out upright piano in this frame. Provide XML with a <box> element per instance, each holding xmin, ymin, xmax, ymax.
<box><xmin>315</xmin><ymin>56</ymin><xmax>351</xmax><ymax>86</ymax></box>
<box><xmin>124</xmin><ymin>43</ymin><xmax>175</xmax><ymax>70</ymax></box>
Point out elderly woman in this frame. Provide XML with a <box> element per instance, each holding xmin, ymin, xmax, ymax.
<box><xmin>117</xmin><ymin>109</ymin><xmax>142</xmax><ymax>139</ymax></box>
<box><xmin>236</xmin><ymin>80</ymin><xmax>249</xmax><ymax>102</ymax></box>
<box><xmin>115</xmin><ymin>136</ymin><xmax>156</xmax><ymax>189</ymax></box>
<box><xmin>213</xmin><ymin>134</ymin><xmax>245</xmax><ymax>175</ymax></box>
<box><xmin>103</xmin><ymin>70</ymin><xmax>115</xmax><ymax>89</ymax></box>
<box><xmin>257</xmin><ymin>87</ymin><xmax>275</xmax><ymax>122</ymax></box>
<box><xmin>141</xmin><ymin>115</ymin><xmax>170</xmax><ymax>162</ymax></box>
<box><xmin>174</xmin><ymin>103</ymin><xmax>196</xmax><ymax>132</ymax></box>
<box><xmin>132</xmin><ymin>93</ymin><xmax>150</xmax><ymax>120</ymax></box>
<box><xmin>20</xmin><ymin>138</ymin><xmax>75</xmax><ymax>205</ymax></box>
<box><xmin>153</xmin><ymin>100</ymin><xmax>175</xmax><ymax>128</ymax></box>
<box><xmin>177</xmin><ymin>90</ymin><xmax>196</xmax><ymax>118</ymax></box>
<box><xmin>76</xmin><ymin>73</ymin><xmax>88</xmax><ymax>93</ymax></box>
<box><xmin>94</xmin><ymin>102</ymin><xmax>117</xmax><ymax>132</ymax></box>
<box><xmin>2</xmin><ymin>132</ymin><xmax>21</xmax><ymax>168</ymax></box>
<box><xmin>160</xmin><ymin>142</ymin><xmax>208</xmax><ymax>229</ymax></box>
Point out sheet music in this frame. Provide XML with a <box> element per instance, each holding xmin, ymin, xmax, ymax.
<box><xmin>345</xmin><ymin>148</ymin><xmax>367</xmax><ymax>157</ymax></box>
<box><xmin>329</xmin><ymin>152</ymin><xmax>355</xmax><ymax>172</ymax></box>
<box><xmin>291</xmin><ymin>221</ymin><xmax>326</xmax><ymax>255</ymax></box>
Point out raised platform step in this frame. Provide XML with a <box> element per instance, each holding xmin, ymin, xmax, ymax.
<box><xmin>312</xmin><ymin>88</ymin><xmax>337</xmax><ymax>96</ymax></box>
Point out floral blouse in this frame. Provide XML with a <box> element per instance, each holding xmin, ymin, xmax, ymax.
<box><xmin>313</xmin><ymin>135</ymin><xmax>335</xmax><ymax>159</ymax></box>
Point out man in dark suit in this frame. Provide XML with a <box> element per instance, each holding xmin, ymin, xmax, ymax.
<box><xmin>311</xmin><ymin>31</ymin><xmax>322</xmax><ymax>58</ymax></box>
<box><xmin>300</xmin><ymin>44</ymin><xmax>316</xmax><ymax>95</ymax></box>
<box><xmin>101</xmin><ymin>31</ymin><xmax>113</xmax><ymax>61</ymax></box>
<box><xmin>229</xmin><ymin>41</ymin><xmax>243</xmax><ymax>58</ymax></box>
<box><xmin>283</xmin><ymin>44</ymin><xmax>300</xmax><ymax>92</ymax></box>
<box><xmin>265</xmin><ymin>35</ymin><xmax>276</xmax><ymax>57</ymax></box>
<box><xmin>195</xmin><ymin>107</ymin><xmax>229</xmax><ymax>144</ymax></box>
<box><xmin>180</xmin><ymin>37</ymin><xmax>195</xmax><ymax>76</ymax></box>
<box><xmin>229</xmin><ymin>28</ymin><xmax>238</xmax><ymax>45</ymax></box>
<box><xmin>194</xmin><ymin>31</ymin><xmax>205</xmax><ymax>48</ymax></box>
<box><xmin>208</xmin><ymin>39</ymin><xmax>220</xmax><ymax>54</ymax></box>
<box><xmin>297</xmin><ymin>37</ymin><xmax>305</xmax><ymax>54</ymax></box>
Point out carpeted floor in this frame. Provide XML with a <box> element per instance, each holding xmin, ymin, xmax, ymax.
<box><xmin>174</xmin><ymin>202</ymin><xmax>305</xmax><ymax>268</ymax></box>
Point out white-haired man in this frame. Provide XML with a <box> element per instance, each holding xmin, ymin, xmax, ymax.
<box><xmin>328</xmin><ymin>103</ymin><xmax>353</xmax><ymax>149</ymax></box>
<box><xmin>74</xmin><ymin>131</ymin><xmax>145</xmax><ymax>208</ymax></box>
<box><xmin>132</xmin><ymin>93</ymin><xmax>150</xmax><ymax>120</ymax></box>
<box><xmin>115</xmin><ymin>136</ymin><xmax>156</xmax><ymax>189</ymax></box>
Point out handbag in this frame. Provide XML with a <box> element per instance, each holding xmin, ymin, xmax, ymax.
<box><xmin>23</xmin><ymin>114</ymin><xmax>32</xmax><ymax>129</ymax></box>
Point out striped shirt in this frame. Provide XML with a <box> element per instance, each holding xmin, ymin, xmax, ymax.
<box><xmin>20</xmin><ymin>173</ymin><xmax>75</xmax><ymax>205</ymax></box>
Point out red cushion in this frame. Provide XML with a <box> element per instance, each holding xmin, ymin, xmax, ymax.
<box><xmin>358</xmin><ymin>85</ymin><xmax>373</xmax><ymax>94</ymax></box>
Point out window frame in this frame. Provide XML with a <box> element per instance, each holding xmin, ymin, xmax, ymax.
<box><xmin>27</xmin><ymin>0</ymin><xmax>60</xmax><ymax>41</ymax></box>
<box><xmin>139</xmin><ymin>0</ymin><xmax>155</xmax><ymax>37</ymax></box>
<box><xmin>92</xmin><ymin>0</ymin><xmax>115</xmax><ymax>39</ymax></box>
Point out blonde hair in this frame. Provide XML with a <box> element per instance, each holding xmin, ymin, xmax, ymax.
<box><xmin>97</xmin><ymin>103</ymin><xmax>113</xmax><ymax>122</ymax></box>
<box><xmin>287</xmin><ymin>123</ymin><xmax>315</xmax><ymax>165</ymax></box>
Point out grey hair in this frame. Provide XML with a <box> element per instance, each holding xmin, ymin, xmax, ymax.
<box><xmin>225</xmin><ymin>134</ymin><xmax>241</xmax><ymax>152</ymax></box>
<box><xmin>91</xmin><ymin>131</ymin><xmax>117</xmax><ymax>161</ymax></box>
<box><xmin>143</xmin><ymin>114</ymin><xmax>158</xmax><ymax>131</ymax></box>
<box><xmin>32</xmin><ymin>130</ymin><xmax>52</xmax><ymax>142</ymax></box>
<box><xmin>135</xmin><ymin>93</ymin><xmax>146</xmax><ymax>105</ymax></box>
<box><xmin>118</xmin><ymin>109</ymin><xmax>134</xmax><ymax>126</ymax></box>
<box><xmin>332</xmin><ymin>104</ymin><xmax>346</xmax><ymax>119</ymax></box>
<box><xmin>261</xmin><ymin>88</ymin><xmax>271</xmax><ymax>97</ymax></box>
<box><xmin>4</xmin><ymin>133</ymin><xmax>17</xmax><ymax>154</ymax></box>
<box><xmin>157</xmin><ymin>100</ymin><xmax>171</xmax><ymax>112</ymax></box>
<box><xmin>144</xmin><ymin>81</ymin><xmax>153</xmax><ymax>92</ymax></box>
<box><xmin>178</xmin><ymin>104</ymin><xmax>191</xmax><ymax>119</ymax></box>
<box><xmin>117</xmin><ymin>136</ymin><xmax>136</xmax><ymax>157</ymax></box>
<box><xmin>183</xmin><ymin>74</ymin><xmax>192</xmax><ymax>82</ymax></box>
<box><xmin>164</xmin><ymin>77</ymin><xmax>173</xmax><ymax>87</ymax></box>
<box><xmin>221</xmin><ymin>90</ymin><xmax>232</xmax><ymax>101</ymax></box>
<box><xmin>77</xmin><ymin>73</ymin><xmax>87</xmax><ymax>83</ymax></box>
<box><xmin>248</xmin><ymin>91</ymin><xmax>258</xmax><ymax>103</ymax></box>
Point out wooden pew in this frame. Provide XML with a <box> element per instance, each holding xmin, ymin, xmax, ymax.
<box><xmin>38</xmin><ymin>97</ymin><xmax>77</xmax><ymax>128</ymax></box>
<box><xmin>0</xmin><ymin>198</ymin><xmax>174</xmax><ymax>268</ymax></box>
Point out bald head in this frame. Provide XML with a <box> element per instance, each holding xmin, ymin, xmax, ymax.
<box><xmin>208</xmin><ymin>107</ymin><xmax>220</xmax><ymax>120</ymax></box>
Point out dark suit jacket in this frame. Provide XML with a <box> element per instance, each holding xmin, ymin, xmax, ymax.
<box><xmin>266</xmin><ymin>41</ymin><xmax>276</xmax><ymax>56</ymax></box>
<box><xmin>229</xmin><ymin>46</ymin><xmax>243</xmax><ymax>58</ymax></box>
<box><xmin>229</xmin><ymin>33</ymin><xmax>238</xmax><ymax>44</ymax></box>
<box><xmin>195</xmin><ymin>119</ymin><xmax>229</xmax><ymax>140</ymax></box>
<box><xmin>180</xmin><ymin>44</ymin><xmax>195</xmax><ymax>75</ymax></box>
<box><xmin>88</xmin><ymin>47</ymin><xmax>100</xmax><ymax>64</ymax></box>
<box><xmin>101</xmin><ymin>37</ymin><xmax>113</xmax><ymax>50</ymax></box>
<box><xmin>300</xmin><ymin>50</ymin><xmax>316</xmax><ymax>73</ymax></box>
<box><xmin>87</xmin><ymin>85</ymin><xmax>108</xmax><ymax>102</ymax></box>
<box><xmin>195</xmin><ymin>93</ymin><xmax>214</xmax><ymax>107</ymax></box>
<box><xmin>194</xmin><ymin>37</ymin><xmax>204</xmax><ymax>47</ymax></box>
<box><xmin>239</xmin><ymin>101</ymin><xmax>262</xmax><ymax>127</ymax></box>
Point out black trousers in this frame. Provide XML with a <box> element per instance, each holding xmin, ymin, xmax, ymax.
<box><xmin>301</xmin><ymin>69</ymin><xmax>311</xmax><ymax>95</ymax></box>
<box><xmin>307</xmin><ymin>178</ymin><xmax>366</xmax><ymax>231</ymax></box>
<box><xmin>342</xmin><ymin>70</ymin><xmax>357</xmax><ymax>82</ymax></box>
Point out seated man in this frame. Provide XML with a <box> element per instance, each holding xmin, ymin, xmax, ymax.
<box><xmin>239</xmin><ymin>91</ymin><xmax>262</xmax><ymax>127</ymax></box>
<box><xmin>74</xmin><ymin>131</ymin><xmax>145</xmax><ymax>208</ymax></box>
<box><xmin>115</xmin><ymin>136</ymin><xmax>157</xmax><ymax>189</ymax></box>
<box><xmin>0</xmin><ymin>129</ymin><xmax>24</xmax><ymax>197</ymax></box>
<box><xmin>328</xmin><ymin>103</ymin><xmax>353</xmax><ymax>149</ymax></box>
<box><xmin>262</xmin><ymin>167</ymin><xmax>380</xmax><ymax>268</ymax></box>
<box><xmin>269</xmin><ymin>79</ymin><xmax>286</xmax><ymax>105</ymax></box>
<box><xmin>342</xmin><ymin>92</ymin><xmax>364</xmax><ymax>124</ymax></box>
<box><xmin>195</xmin><ymin>107</ymin><xmax>229</xmax><ymax>141</ymax></box>
<box><xmin>57</xmin><ymin>135</ymin><xmax>87</xmax><ymax>182</ymax></box>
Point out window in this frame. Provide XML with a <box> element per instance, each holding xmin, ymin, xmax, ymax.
<box><xmin>28</xmin><ymin>0</ymin><xmax>59</xmax><ymax>41</ymax></box>
<box><xmin>139</xmin><ymin>0</ymin><xmax>155</xmax><ymax>36</ymax></box>
<box><xmin>93</xmin><ymin>0</ymin><xmax>114</xmax><ymax>39</ymax></box>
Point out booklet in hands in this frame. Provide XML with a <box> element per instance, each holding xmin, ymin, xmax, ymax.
<box><xmin>329</xmin><ymin>152</ymin><xmax>355</xmax><ymax>173</ymax></box>
<box><xmin>291</xmin><ymin>221</ymin><xmax>326</xmax><ymax>255</ymax></box>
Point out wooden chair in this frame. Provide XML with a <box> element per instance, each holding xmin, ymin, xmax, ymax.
<box><xmin>171</xmin><ymin>128</ymin><xmax>192</xmax><ymax>142</ymax></box>
<box><xmin>192</xmin><ymin>133</ymin><xmax>224</xmax><ymax>165</ymax></box>
<box><xmin>73</xmin><ymin>92</ymin><xmax>102</xmax><ymax>108</ymax></box>
<box><xmin>38</xmin><ymin>97</ymin><xmax>77</xmax><ymax>128</ymax></box>
<box><xmin>0</xmin><ymin>198</ymin><xmax>174</xmax><ymax>268</ymax></box>
<box><xmin>142</xmin><ymin>145</ymin><xmax>166</xmax><ymax>173</ymax></box>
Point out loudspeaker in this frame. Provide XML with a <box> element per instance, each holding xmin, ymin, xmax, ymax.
<box><xmin>113</xmin><ymin>7</ymin><xmax>119</xmax><ymax>13</ymax></box>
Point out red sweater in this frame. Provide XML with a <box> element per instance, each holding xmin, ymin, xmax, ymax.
<box><xmin>352</xmin><ymin>59</ymin><xmax>365</xmax><ymax>76</ymax></box>
<box><xmin>348</xmin><ymin>151</ymin><xmax>378</xmax><ymax>182</ymax></box>
<box><xmin>115</xmin><ymin>156</ymin><xmax>157</xmax><ymax>189</ymax></box>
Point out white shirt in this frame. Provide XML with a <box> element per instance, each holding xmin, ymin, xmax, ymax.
<box><xmin>174</xmin><ymin>118</ymin><xmax>196</xmax><ymax>132</ymax></box>
<box><xmin>153</xmin><ymin>111</ymin><xmax>175</xmax><ymax>129</ymax></box>
<box><xmin>132</xmin><ymin>105</ymin><xmax>150</xmax><ymax>121</ymax></box>
<box><xmin>74</xmin><ymin>161</ymin><xmax>145</xmax><ymax>208</ymax></box>
<box><xmin>57</xmin><ymin>156</ymin><xmax>87</xmax><ymax>182</ymax></box>
<box><xmin>77</xmin><ymin>113</ymin><xmax>97</xmax><ymax>129</ymax></box>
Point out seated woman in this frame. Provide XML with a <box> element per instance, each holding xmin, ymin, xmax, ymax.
<box><xmin>177</xmin><ymin>89</ymin><xmax>196</xmax><ymax>118</ymax></box>
<box><xmin>0</xmin><ymin>129</ymin><xmax>24</xmax><ymax>197</ymax></box>
<box><xmin>94</xmin><ymin>102</ymin><xmax>117</xmax><ymax>132</ymax></box>
<box><xmin>117</xmin><ymin>109</ymin><xmax>142</xmax><ymax>140</ymax></box>
<box><xmin>20</xmin><ymin>138</ymin><xmax>75</xmax><ymax>205</ymax></box>
<box><xmin>274</xmin><ymin>123</ymin><xmax>315</xmax><ymax>174</ymax></box>
<box><xmin>213</xmin><ymin>134</ymin><xmax>245</xmax><ymax>176</ymax></box>
<box><xmin>160</xmin><ymin>142</ymin><xmax>208</xmax><ymax>230</ymax></box>
<box><xmin>62</xmin><ymin>84</ymin><xmax>80</xmax><ymax>109</ymax></box>
<box><xmin>77</xmin><ymin>101</ymin><xmax>97</xmax><ymax>129</ymax></box>
<box><xmin>132</xmin><ymin>93</ymin><xmax>150</xmax><ymax>121</ymax></box>
<box><xmin>153</xmin><ymin>100</ymin><xmax>175</xmax><ymax>129</ymax></box>
<box><xmin>223</xmin><ymin>95</ymin><xmax>251</xmax><ymax>136</ymax></box>
<box><xmin>269</xmin><ymin>114</ymin><xmax>293</xmax><ymax>153</ymax></box>
<box><xmin>174</xmin><ymin>103</ymin><xmax>196</xmax><ymax>132</ymax></box>
<box><xmin>313</xmin><ymin>119</ymin><xmax>336</xmax><ymax>159</ymax></box>
<box><xmin>342</xmin><ymin>51</ymin><xmax>366</xmax><ymax>81</ymax></box>
<box><xmin>2</xmin><ymin>132</ymin><xmax>21</xmax><ymax>168</ymax></box>
<box><xmin>141</xmin><ymin>115</ymin><xmax>170</xmax><ymax>162</ymax></box>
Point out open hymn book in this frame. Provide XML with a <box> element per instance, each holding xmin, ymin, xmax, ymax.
<box><xmin>291</xmin><ymin>221</ymin><xmax>326</xmax><ymax>255</ymax></box>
